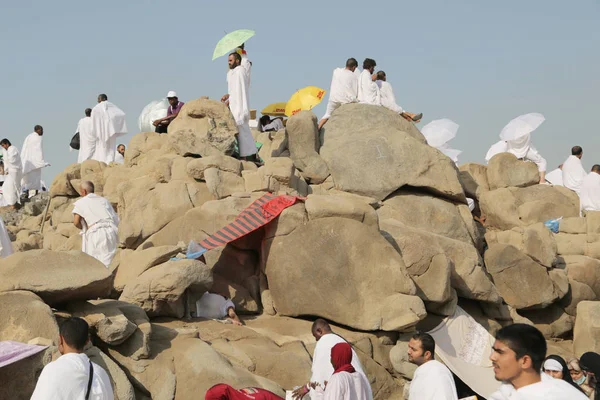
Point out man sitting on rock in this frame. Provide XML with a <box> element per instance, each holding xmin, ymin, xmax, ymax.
<box><xmin>153</xmin><ymin>91</ymin><xmax>184</xmax><ymax>134</ymax></box>
<box><xmin>407</xmin><ymin>332</ymin><xmax>458</xmax><ymax>400</ymax></box>
<box><xmin>72</xmin><ymin>181</ymin><xmax>119</xmax><ymax>267</ymax></box>
<box><xmin>292</xmin><ymin>319</ymin><xmax>367</xmax><ymax>400</ymax></box>
<box><xmin>562</xmin><ymin>146</ymin><xmax>587</xmax><ymax>195</ymax></box>
<box><xmin>318</xmin><ymin>57</ymin><xmax>360</xmax><ymax>130</ymax></box>
<box><xmin>195</xmin><ymin>291</ymin><xmax>242</xmax><ymax>326</ymax></box>
<box><xmin>357</xmin><ymin>58</ymin><xmax>380</xmax><ymax>106</ymax></box>
<box><xmin>580</xmin><ymin>164</ymin><xmax>600</xmax><ymax>212</ymax></box>
<box><xmin>30</xmin><ymin>317</ymin><xmax>114</xmax><ymax>400</ymax></box>
<box><xmin>259</xmin><ymin>115</ymin><xmax>285</xmax><ymax>132</ymax></box>
<box><xmin>375</xmin><ymin>71</ymin><xmax>422</xmax><ymax>122</ymax></box>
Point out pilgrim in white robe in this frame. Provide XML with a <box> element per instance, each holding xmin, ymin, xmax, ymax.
<box><xmin>506</xmin><ymin>134</ymin><xmax>547</xmax><ymax>172</ymax></box>
<box><xmin>408</xmin><ymin>360</ymin><xmax>458</xmax><ymax>400</ymax></box>
<box><xmin>357</xmin><ymin>69</ymin><xmax>380</xmax><ymax>105</ymax></box>
<box><xmin>309</xmin><ymin>333</ymin><xmax>367</xmax><ymax>400</ymax></box>
<box><xmin>0</xmin><ymin>216</ymin><xmax>13</xmax><ymax>258</ymax></box>
<box><xmin>76</xmin><ymin>116</ymin><xmax>96</xmax><ymax>163</ymax></box>
<box><xmin>488</xmin><ymin>372</ymin><xmax>588</xmax><ymax>400</ymax></box>
<box><xmin>91</xmin><ymin>101</ymin><xmax>127</xmax><ymax>164</ymax></box>
<box><xmin>114</xmin><ymin>151</ymin><xmax>124</xmax><ymax>165</ymax></box>
<box><xmin>227</xmin><ymin>54</ymin><xmax>256</xmax><ymax>157</ymax></box>
<box><xmin>562</xmin><ymin>155</ymin><xmax>587</xmax><ymax>194</ymax></box>
<box><xmin>21</xmin><ymin>132</ymin><xmax>48</xmax><ymax>191</ymax></box>
<box><xmin>377</xmin><ymin>80</ymin><xmax>404</xmax><ymax>114</ymax></box>
<box><xmin>72</xmin><ymin>193</ymin><xmax>119</xmax><ymax>267</ymax></box>
<box><xmin>261</xmin><ymin>118</ymin><xmax>285</xmax><ymax>132</ymax></box>
<box><xmin>545</xmin><ymin>168</ymin><xmax>563</xmax><ymax>186</ymax></box>
<box><xmin>485</xmin><ymin>140</ymin><xmax>508</xmax><ymax>164</ymax></box>
<box><xmin>30</xmin><ymin>353</ymin><xmax>114</xmax><ymax>400</ymax></box>
<box><xmin>322</xmin><ymin>371</ymin><xmax>373</xmax><ymax>400</ymax></box>
<box><xmin>580</xmin><ymin>172</ymin><xmax>600</xmax><ymax>212</ymax></box>
<box><xmin>322</xmin><ymin>68</ymin><xmax>359</xmax><ymax>119</ymax></box>
<box><xmin>1</xmin><ymin>145</ymin><xmax>23</xmax><ymax>206</ymax></box>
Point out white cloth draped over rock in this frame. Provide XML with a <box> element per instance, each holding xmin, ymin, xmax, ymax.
<box><xmin>21</xmin><ymin>132</ymin><xmax>48</xmax><ymax>191</ymax></box>
<box><xmin>0</xmin><ymin>216</ymin><xmax>13</xmax><ymax>258</ymax></box>
<box><xmin>309</xmin><ymin>333</ymin><xmax>367</xmax><ymax>400</ymax></box>
<box><xmin>319</xmin><ymin>371</ymin><xmax>373</xmax><ymax>400</ymax></box>
<box><xmin>427</xmin><ymin>306</ymin><xmax>501</xmax><ymax>398</ymax></box>
<box><xmin>91</xmin><ymin>101</ymin><xmax>127</xmax><ymax>164</ymax></box>
<box><xmin>506</xmin><ymin>134</ymin><xmax>547</xmax><ymax>172</ymax></box>
<box><xmin>580</xmin><ymin>172</ymin><xmax>600</xmax><ymax>212</ymax></box>
<box><xmin>76</xmin><ymin>116</ymin><xmax>96</xmax><ymax>163</ymax></box>
<box><xmin>408</xmin><ymin>360</ymin><xmax>458</xmax><ymax>400</ymax></box>
<box><xmin>377</xmin><ymin>80</ymin><xmax>404</xmax><ymax>114</ymax></box>
<box><xmin>322</xmin><ymin>68</ymin><xmax>359</xmax><ymax>119</ymax></box>
<box><xmin>72</xmin><ymin>193</ymin><xmax>119</xmax><ymax>267</ymax></box>
<box><xmin>1</xmin><ymin>145</ymin><xmax>23</xmax><ymax>206</ymax></box>
<box><xmin>30</xmin><ymin>353</ymin><xmax>114</xmax><ymax>400</ymax></box>
<box><xmin>227</xmin><ymin>54</ymin><xmax>256</xmax><ymax>157</ymax></box>
<box><xmin>544</xmin><ymin>168</ymin><xmax>563</xmax><ymax>186</ymax></box>
<box><xmin>485</xmin><ymin>140</ymin><xmax>508</xmax><ymax>164</ymax></box>
<box><xmin>562</xmin><ymin>155</ymin><xmax>587</xmax><ymax>194</ymax></box>
<box><xmin>357</xmin><ymin>70</ymin><xmax>380</xmax><ymax>105</ymax></box>
<box><xmin>488</xmin><ymin>373</ymin><xmax>588</xmax><ymax>400</ymax></box>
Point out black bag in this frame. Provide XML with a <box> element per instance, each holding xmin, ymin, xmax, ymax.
<box><xmin>70</xmin><ymin>132</ymin><xmax>80</xmax><ymax>150</ymax></box>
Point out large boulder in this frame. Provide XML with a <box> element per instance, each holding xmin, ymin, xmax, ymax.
<box><xmin>480</xmin><ymin>185</ymin><xmax>580</xmax><ymax>230</ymax></box>
<box><xmin>485</xmin><ymin>223</ymin><xmax>558</xmax><ymax>268</ymax></box>
<box><xmin>305</xmin><ymin>194</ymin><xmax>378</xmax><ymax>228</ymax></box>
<box><xmin>114</xmin><ymin>245</ymin><xmax>182</xmax><ymax>292</ymax></box>
<box><xmin>484</xmin><ymin>244</ymin><xmax>560</xmax><ymax>309</ymax></box>
<box><xmin>319</xmin><ymin>103</ymin><xmax>465</xmax><ymax>202</ymax></box>
<box><xmin>519</xmin><ymin>305</ymin><xmax>574</xmax><ymax>338</ymax></box>
<box><xmin>285</xmin><ymin>111</ymin><xmax>330</xmax><ymax>184</ymax></box>
<box><xmin>487</xmin><ymin>153</ymin><xmax>539</xmax><ymax>190</ymax></box>
<box><xmin>560</xmin><ymin>255</ymin><xmax>600</xmax><ymax>298</ymax></box>
<box><xmin>119</xmin><ymin>259</ymin><xmax>213</xmax><ymax>318</ymax></box>
<box><xmin>458</xmin><ymin>163</ymin><xmax>489</xmax><ymax>199</ymax></box>
<box><xmin>86</xmin><ymin>346</ymin><xmax>136</xmax><ymax>400</ymax></box>
<box><xmin>49</xmin><ymin>163</ymin><xmax>81</xmax><ymax>197</ymax></box>
<box><xmin>559</xmin><ymin>279</ymin><xmax>596</xmax><ymax>316</ymax></box>
<box><xmin>0</xmin><ymin>251</ymin><xmax>112</xmax><ymax>306</ymax></box>
<box><xmin>0</xmin><ymin>343</ymin><xmax>54</xmax><ymax>400</ymax></box>
<box><xmin>68</xmin><ymin>300</ymin><xmax>139</xmax><ymax>346</ymax></box>
<box><xmin>0</xmin><ymin>291</ymin><xmax>59</xmax><ymax>344</ymax></box>
<box><xmin>573</xmin><ymin>301</ymin><xmax>600</xmax><ymax>356</ymax></box>
<box><xmin>167</xmin><ymin>98</ymin><xmax>238</xmax><ymax>157</ymax></box>
<box><xmin>264</xmin><ymin>217</ymin><xmax>426</xmax><ymax>331</ymax></box>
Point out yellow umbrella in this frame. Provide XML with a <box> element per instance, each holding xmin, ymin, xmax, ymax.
<box><xmin>284</xmin><ymin>86</ymin><xmax>326</xmax><ymax>117</ymax></box>
<box><xmin>261</xmin><ymin>102</ymin><xmax>287</xmax><ymax>117</ymax></box>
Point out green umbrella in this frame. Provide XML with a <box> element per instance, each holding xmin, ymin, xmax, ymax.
<box><xmin>212</xmin><ymin>29</ymin><xmax>255</xmax><ymax>61</ymax></box>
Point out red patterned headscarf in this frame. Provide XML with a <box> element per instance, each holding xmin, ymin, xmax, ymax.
<box><xmin>331</xmin><ymin>342</ymin><xmax>356</xmax><ymax>375</ymax></box>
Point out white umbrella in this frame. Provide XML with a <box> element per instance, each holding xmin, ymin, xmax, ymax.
<box><xmin>438</xmin><ymin>143</ymin><xmax>462</xmax><ymax>164</ymax></box>
<box><xmin>138</xmin><ymin>99</ymin><xmax>169</xmax><ymax>133</ymax></box>
<box><xmin>499</xmin><ymin>112</ymin><xmax>545</xmax><ymax>141</ymax></box>
<box><xmin>421</xmin><ymin>118</ymin><xmax>459</xmax><ymax>148</ymax></box>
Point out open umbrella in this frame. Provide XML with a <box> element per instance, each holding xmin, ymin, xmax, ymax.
<box><xmin>212</xmin><ymin>29</ymin><xmax>255</xmax><ymax>61</ymax></box>
<box><xmin>421</xmin><ymin>118</ymin><xmax>459</xmax><ymax>148</ymax></box>
<box><xmin>499</xmin><ymin>112</ymin><xmax>545</xmax><ymax>141</ymax></box>
<box><xmin>438</xmin><ymin>144</ymin><xmax>462</xmax><ymax>164</ymax></box>
<box><xmin>285</xmin><ymin>86</ymin><xmax>326</xmax><ymax>117</ymax></box>
<box><xmin>261</xmin><ymin>102</ymin><xmax>287</xmax><ymax>117</ymax></box>
<box><xmin>138</xmin><ymin>99</ymin><xmax>169</xmax><ymax>133</ymax></box>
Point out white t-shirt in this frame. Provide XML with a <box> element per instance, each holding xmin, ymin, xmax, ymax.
<box><xmin>195</xmin><ymin>292</ymin><xmax>235</xmax><ymax>319</ymax></box>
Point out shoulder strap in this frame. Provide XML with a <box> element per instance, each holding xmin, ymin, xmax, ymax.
<box><xmin>85</xmin><ymin>361</ymin><xmax>94</xmax><ymax>400</ymax></box>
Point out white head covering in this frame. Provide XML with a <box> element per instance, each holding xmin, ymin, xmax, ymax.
<box><xmin>543</xmin><ymin>359</ymin><xmax>563</xmax><ymax>372</ymax></box>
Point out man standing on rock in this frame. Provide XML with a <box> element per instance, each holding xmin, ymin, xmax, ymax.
<box><xmin>562</xmin><ymin>146</ymin><xmax>587</xmax><ymax>195</ymax></box>
<box><xmin>1</xmin><ymin>138</ymin><xmax>23</xmax><ymax>209</ymax></box>
<box><xmin>292</xmin><ymin>319</ymin><xmax>368</xmax><ymax>400</ymax></box>
<box><xmin>488</xmin><ymin>324</ymin><xmax>588</xmax><ymax>400</ymax></box>
<box><xmin>407</xmin><ymin>332</ymin><xmax>458</xmax><ymax>400</ymax></box>
<box><xmin>76</xmin><ymin>108</ymin><xmax>95</xmax><ymax>163</ymax></box>
<box><xmin>375</xmin><ymin>71</ymin><xmax>422</xmax><ymax>122</ymax></box>
<box><xmin>317</xmin><ymin>58</ymin><xmax>360</xmax><ymax>130</ymax></box>
<box><xmin>72</xmin><ymin>181</ymin><xmax>119</xmax><ymax>267</ymax></box>
<box><xmin>222</xmin><ymin>45</ymin><xmax>258</xmax><ymax>161</ymax></box>
<box><xmin>91</xmin><ymin>94</ymin><xmax>127</xmax><ymax>164</ymax></box>
<box><xmin>31</xmin><ymin>317</ymin><xmax>114</xmax><ymax>400</ymax></box>
<box><xmin>357</xmin><ymin>58</ymin><xmax>380</xmax><ymax>106</ymax></box>
<box><xmin>21</xmin><ymin>125</ymin><xmax>50</xmax><ymax>196</ymax></box>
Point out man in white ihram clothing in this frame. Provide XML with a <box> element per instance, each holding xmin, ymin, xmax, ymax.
<box><xmin>375</xmin><ymin>71</ymin><xmax>422</xmax><ymax>122</ymax></box>
<box><xmin>21</xmin><ymin>125</ymin><xmax>50</xmax><ymax>194</ymax></box>
<box><xmin>31</xmin><ymin>317</ymin><xmax>114</xmax><ymax>400</ymax></box>
<box><xmin>561</xmin><ymin>146</ymin><xmax>587</xmax><ymax>195</ymax></box>
<box><xmin>580</xmin><ymin>164</ymin><xmax>600</xmax><ymax>212</ymax></box>
<box><xmin>407</xmin><ymin>332</ymin><xmax>458</xmax><ymax>400</ymax></box>
<box><xmin>317</xmin><ymin>57</ymin><xmax>360</xmax><ymax>130</ymax></box>
<box><xmin>91</xmin><ymin>94</ymin><xmax>127</xmax><ymax>164</ymax></box>
<box><xmin>72</xmin><ymin>181</ymin><xmax>119</xmax><ymax>267</ymax></box>
<box><xmin>221</xmin><ymin>44</ymin><xmax>257</xmax><ymax>161</ymax></box>
<box><xmin>357</xmin><ymin>58</ymin><xmax>380</xmax><ymax>105</ymax></box>
<box><xmin>506</xmin><ymin>133</ymin><xmax>546</xmax><ymax>183</ymax></box>
<box><xmin>292</xmin><ymin>319</ymin><xmax>368</xmax><ymax>400</ymax></box>
<box><xmin>0</xmin><ymin>216</ymin><xmax>13</xmax><ymax>258</ymax></box>
<box><xmin>77</xmin><ymin>108</ymin><xmax>95</xmax><ymax>163</ymax></box>
<box><xmin>1</xmin><ymin>138</ymin><xmax>23</xmax><ymax>209</ymax></box>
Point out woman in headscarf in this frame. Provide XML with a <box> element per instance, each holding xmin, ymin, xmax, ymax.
<box><xmin>569</xmin><ymin>358</ymin><xmax>595</xmax><ymax>398</ymax></box>
<box><xmin>542</xmin><ymin>354</ymin><xmax>585</xmax><ymax>393</ymax></box>
<box><xmin>580</xmin><ymin>352</ymin><xmax>600</xmax><ymax>400</ymax></box>
<box><xmin>205</xmin><ymin>384</ymin><xmax>283</xmax><ymax>400</ymax></box>
<box><xmin>322</xmin><ymin>342</ymin><xmax>372</xmax><ymax>400</ymax></box>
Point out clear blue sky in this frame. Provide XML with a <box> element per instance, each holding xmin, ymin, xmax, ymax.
<box><xmin>1</xmin><ymin>0</ymin><xmax>599</xmax><ymax>183</ymax></box>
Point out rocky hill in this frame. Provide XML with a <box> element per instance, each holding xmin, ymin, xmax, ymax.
<box><xmin>1</xmin><ymin>99</ymin><xmax>599</xmax><ymax>400</ymax></box>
